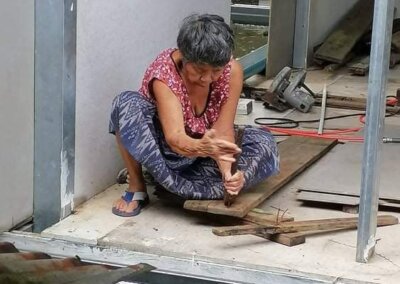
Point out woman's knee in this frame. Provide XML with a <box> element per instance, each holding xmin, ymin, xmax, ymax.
<box><xmin>245</xmin><ymin>127</ymin><xmax>279</xmax><ymax>158</ymax></box>
<box><xmin>112</xmin><ymin>91</ymin><xmax>142</xmax><ymax>109</ymax></box>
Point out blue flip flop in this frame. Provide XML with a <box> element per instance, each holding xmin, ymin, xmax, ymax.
<box><xmin>112</xmin><ymin>191</ymin><xmax>149</xmax><ymax>217</ymax></box>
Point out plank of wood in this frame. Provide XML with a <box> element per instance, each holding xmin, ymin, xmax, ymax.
<box><xmin>243</xmin><ymin>210</ymin><xmax>294</xmax><ymax>225</ymax></box>
<box><xmin>255</xmin><ymin>232</ymin><xmax>306</xmax><ymax>246</ymax></box>
<box><xmin>297</xmin><ymin>190</ymin><xmax>360</xmax><ymax>206</ymax></box>
<box><xmin>256</xmin><ymin>227</ymin><xmax>362</xmax><ymax>247</ymax></box>
<box><xmin>314</xmin><ymin>0</ymin><xmax>374</xmax><ymax>64</ymax></box>
<box><xmin>184</xmin><ymin>136</ymin><xmax>338</xmax><ymax>218</ymax></box>
<box><xmin>212</xmin><ymin>215</ymin><xmax>398</xmax><ymax>236</ymax></box>
<box><xmin>313</xmin><ymin>95</ymin><xmax>400</xmax><ymax>113</ymax></box>
<box><xmin>347</xmin><ymin>56</ymin><xmax>370</xmax><ymax>76</ymax></box>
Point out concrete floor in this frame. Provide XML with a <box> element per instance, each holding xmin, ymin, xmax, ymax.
<box><xmin>43</xmin><ymin>67</ymin><xmax>400</xmax><ymax>283</ymax></box>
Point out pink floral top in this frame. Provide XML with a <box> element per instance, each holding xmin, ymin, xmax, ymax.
<box><xmin>139</xmin><ymin>48</ymin><xmax>232</xmax><ymax>138</ymax></box>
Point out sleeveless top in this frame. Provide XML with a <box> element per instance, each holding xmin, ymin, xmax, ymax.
<box><xmin>139</xmin><ymin>48</ymin><xmax>232</xmax><ymax>138</ymax></box>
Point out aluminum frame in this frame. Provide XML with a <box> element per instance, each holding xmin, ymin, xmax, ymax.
<box><xmin>34</xmin><ymin>0</ymin><xmax>77</xmax><ymax>232</ymax></box>
<box><xmin>356</xmin><ymin>0</ymin><xmax>394</xmax><ymax>263</ymax></box>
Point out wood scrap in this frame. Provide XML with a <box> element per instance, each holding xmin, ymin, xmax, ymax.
<box><xmin>184</xmin><ymin>136</ymin><xmax>338</xmax><ymax>218</ymax></box>
<box><xmin>212</xmin><ymin>215</ymin><xmax>398</xmax><ymax>236</ymax></box>
<box><xmin>243</xmin><ymin>208</ymin><xmax>294</xmax><ymax>225</ymax></box>
<box><xmin>255</xmin><ymin>228</ymin><xmax>353</xmax><ymax>247</ymax></box>
<box><xmin>346</xmin><ymin>53</ymin><xmax>400</xmax><ymax>75</ymax></box>
<box><xmin>392</xmin><ymin>31</ymin><xmax>400</xmax><ymax>52</ymax></box>
<box><xmin>314</xmin><ymin>0</ymin><xmax>374</xmax><ymax>64</ymax></box>
<box><xmin>255</xmin><ymin>231</ymin><xmax>306</xmax><ymax>246</ymax></box>
<box><xmin>313</xmin><ymin>94</ymin><xmax>400</xmax><ymax>113</ymax></box>
<box><xmin>347</xmin><ymin>55</ymin><xmax>370</xmax><ymax>76</ymax></box>
<box><xmin>205</xmin><ymin>208</ymin><xmax>299</xmax><ymax>246</ymax></box>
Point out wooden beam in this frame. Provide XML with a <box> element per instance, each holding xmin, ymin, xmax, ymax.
<box><xmin>212</xmin><ymin>215</ymin><xmax>398</xmax><ymax>236</ymax></box>
<box><xmin>255</xmin><ymin>232</ymin><xmax>306</xmax><ymax>246</ymax></box>
<box><xmin>243</xmin><ymin>209</ymin><xmax>294</xmax><ymax>225</ymax></box>
<box><xmin>314</xmin><ymin>95</ymin><xmax>400</xmax><ymax>113</ymax></box>
<box><xmin>184</xmin><ymin>136</ymin><xmax>338</xmax><ymax>218</ymax></box>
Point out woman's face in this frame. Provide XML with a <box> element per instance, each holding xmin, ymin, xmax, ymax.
<box><xmin>183</xmin><ymin>62</ymin><xmax>225</xmax><ymax>87</ymax></box>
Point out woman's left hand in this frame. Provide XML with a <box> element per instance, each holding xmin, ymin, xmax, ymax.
<box><xmin>223</xmin><ymin>170</ymin><xmax>245</xmax><ymax>195</ymax></box>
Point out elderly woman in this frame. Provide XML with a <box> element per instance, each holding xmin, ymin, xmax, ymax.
<box><xmin>109</xmin><ymin>14</ymin><xmax>279</xmax><ymax>217</ymax></box>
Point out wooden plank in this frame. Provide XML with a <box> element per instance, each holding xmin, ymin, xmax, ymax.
<box><xmin>184</xmin><ymin>136</ymin><xmax>338</xmax><ymax>218</ymax></box>
<box><xmin>204</xmin><ymin>208</ymin><xmax>299</xmax><ymax>246</ymax></box>
<box><xmin>255</xmin><ymin>228</ymin><xmax>352</xmax><ymax>247</ymax></box>
<box><xmin>314</xmin><ymin>0</ymin><xmax>374</xmax><ymax>64</ymax></box>
<box><xmin>297</xmin><ymin>190</ymin><xmax>360</xmax><ymax>206</ymax></box>
<box><xmin>347</xmin><ymin>56</ymin><xmax>370</xmax><ymax>76</ymax></box>
<box><xmin>243</xmin><ymin>209</ymin><xmax>294</xmax><ymax>225</ymax></box>
<box><xmin>255</xmin><ymin>232</ymin><xmax>306</xmax><ymax>247</ymax></box>
<box><xmin>392</xmin><ymin>31</ymin><xmax>400</xmax><ymax>52</ymax></box>
<box><xmin>313</xmin><ymin>94</ymin><xmax>399</xmax><ymax>113</ymax></box>
<box><xmin>212</xmin><ymin>215</ymin><xmax>398</xmax><ymax>236</ymax></box>
<box><xmin>244</xmin><ymin>209</ymin><xmax>298</xmax><ymax>246</ymax></box>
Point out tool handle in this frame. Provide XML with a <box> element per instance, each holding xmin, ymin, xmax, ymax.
<box><xmin>230</xmin><ymin>127</ymin><xmax>245</xmax><ymax>175</ymax></box>
<box><xmin>224</xmin><ymin>126</ymin><xmax>245</xmax><ymax>207</ymax></box>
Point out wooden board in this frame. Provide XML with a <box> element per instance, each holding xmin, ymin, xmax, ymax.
<box><xmin>347</xmin><ymin>56</ymin><xmax>370</xmax><ymax>76</ymax></box>
<box><xmin>213</xmin><ymin>215</ymin><xmax>398</xmax><ymax>236</ymax></box>
<box><xmin>392</xmin><ymin>31</ymin><xmax>400</xmax><ymax>52</ymax></box>
<box><xmin>255</xmin><ymin>232</ymin><xmax>306</xmax><ymax>247</ymax></box>
<box><xmin>184</xmin><ymin>136</ymin><xmax>338</xmax><ymax>218</ymax></box>
<box><xmin>243</xmin><ymin>210</ymin><xmax>294</xmax><ymax>225</ymax></box>
<box><xmin>297</xmin><ymin>189</ymin><xmax>400</xmax><ymax>211</ymax></box>
<box><xmin>297</xmin><ymin>190</ymin><xmax>360</xmax><ymax>206</ymax></box>
<box><xmin>314</xmin><ymin>0</ymin><xmax>374</xmax><ymax>64</ymax></box>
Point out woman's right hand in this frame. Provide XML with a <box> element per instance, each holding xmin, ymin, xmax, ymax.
<box><xmin>198</xmin><ymin>129</ymin><xmax>241</xmax><ymax>162</ymax></box>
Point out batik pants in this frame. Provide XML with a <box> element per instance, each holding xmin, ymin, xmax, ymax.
<box><xmin>109</xmin><ymin>91</ymin><xmax>279</xmax><ymax>200</ymax></box>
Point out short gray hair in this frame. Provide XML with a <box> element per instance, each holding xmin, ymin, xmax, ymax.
<box><xmin>177</xmin><ymin>14</ymin><xmax>234</xmax><ymax>67</ymax></box>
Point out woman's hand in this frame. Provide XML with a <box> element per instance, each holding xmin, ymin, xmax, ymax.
<box><xmin>198</xmin><ymin>129</ymin><xmax>241</xmax><ymax>162</ymax></box>
<box><xmin>223</xmin><ymin>170</ymin><xmax>245</xmax><ymax>195</ymax></box>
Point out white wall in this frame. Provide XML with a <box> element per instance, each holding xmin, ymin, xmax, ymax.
<box><xmin>74</xmin><ymin>0</ymin><xmax>230</xmax><ymax>205</ymax></box>
<box><xmin>0</xmin><ymin>1</ymin><xmax>34</xmax><ymax>231</ymax></box>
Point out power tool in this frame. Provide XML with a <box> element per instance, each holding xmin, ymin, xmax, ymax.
<box><xmin>262</xmin><ymin>66</ymin><xmax>315</xmax><ymax>113</ymax></box>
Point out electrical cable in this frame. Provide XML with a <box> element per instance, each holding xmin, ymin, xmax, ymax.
<box><xmin>254</xmin><ymin>97</ymin><xmax>400</xmax><ymax>142</ymax></box>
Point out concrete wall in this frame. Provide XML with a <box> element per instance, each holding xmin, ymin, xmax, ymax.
<box><xmin>396</xmin><ymin>0</ymin><xmax>400</xmax><ymax>18</ymax></box>
<box><xmin>74</xmin><ymin>0</ymin><xmax>230</xmax><ymax>205</ymax></box>
<box><xmin>0</xmin><ymin>1</ymin><xmax>34</xmax><ymax>231</ymax></box>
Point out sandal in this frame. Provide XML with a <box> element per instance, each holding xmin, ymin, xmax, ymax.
<box><xmin>112</xmin><ymin>191</ymin><xmax>149</xmax><ymax>217</ymax></box>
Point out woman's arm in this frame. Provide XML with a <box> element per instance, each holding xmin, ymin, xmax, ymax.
<box><xmin>152</xmin><ymin>79</ymin><xmax>240</xmax><ymax>161</ymax></box>
<box><xmin>212</xmin><ymin>59</ymin><xmax>244</xmax><ymax>177</ymax></box>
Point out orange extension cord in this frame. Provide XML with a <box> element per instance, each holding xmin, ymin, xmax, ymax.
<box><xmin>262</xmin><ymin>97</ymin><xmax>399</xmax><ymax>143</ymax></box>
